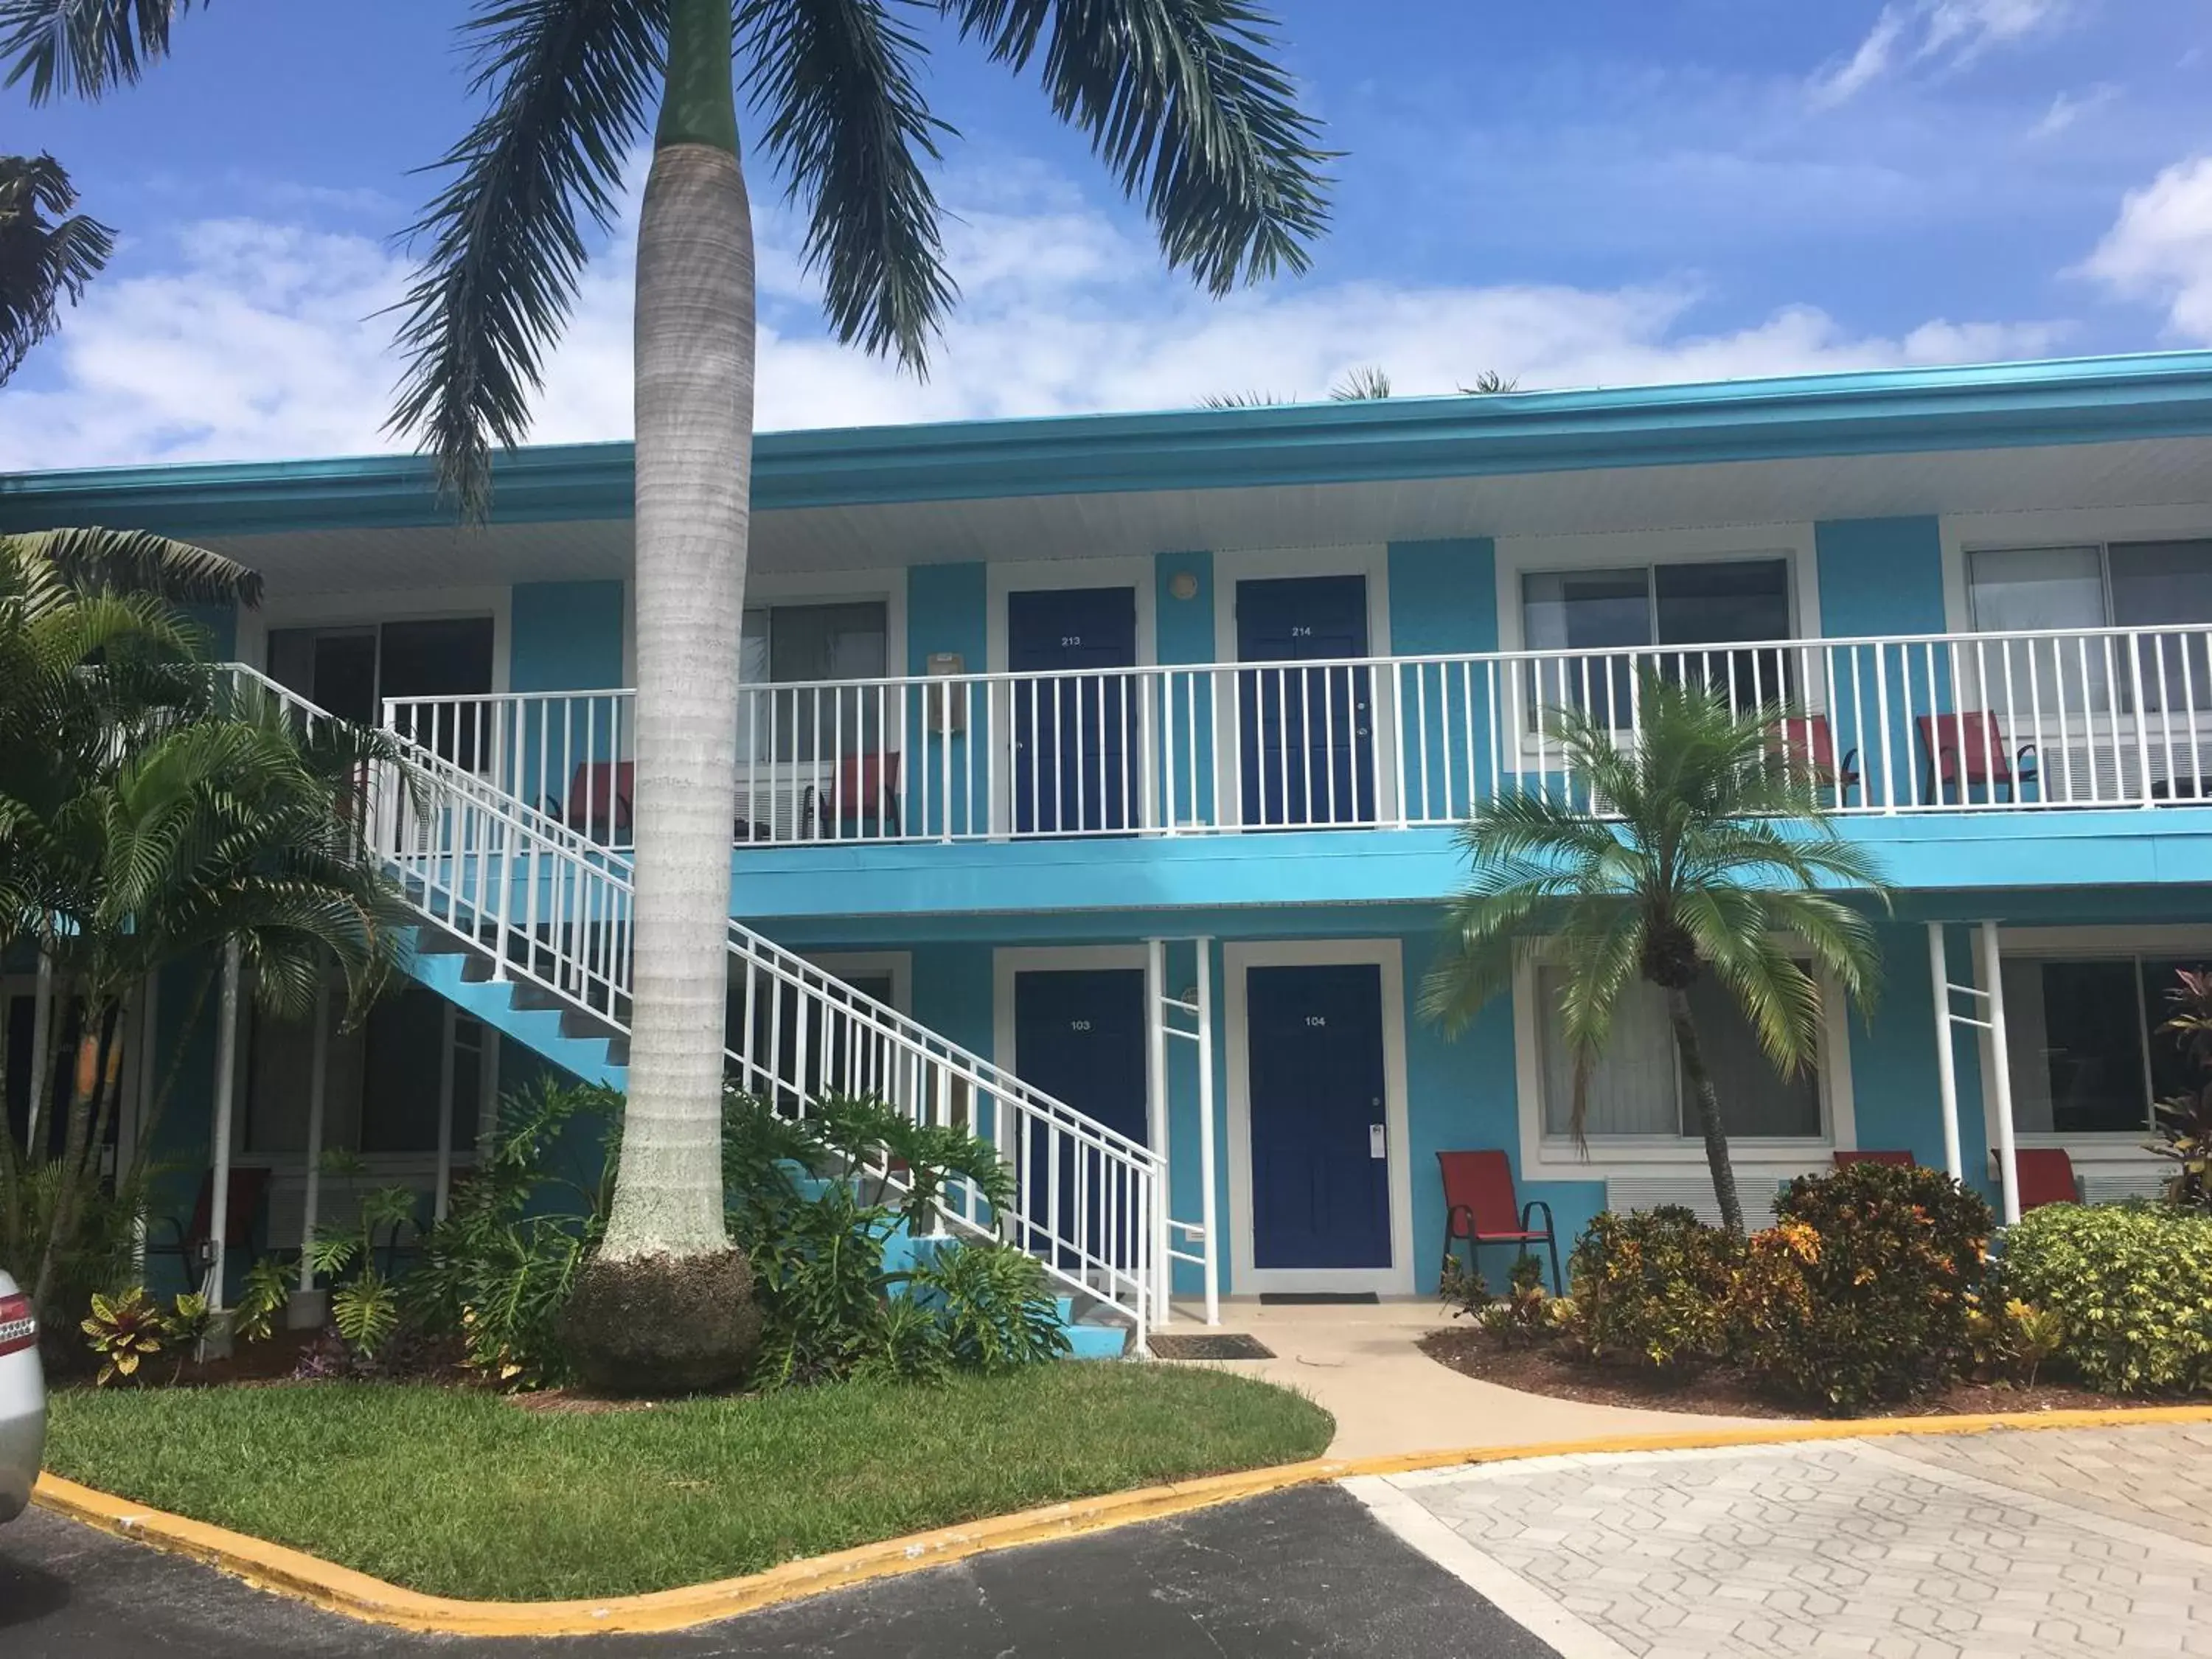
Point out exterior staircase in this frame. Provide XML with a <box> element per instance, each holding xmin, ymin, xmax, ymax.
<box><xmin>233</xmin><ymin>667</ymin><xmax>1160</xmax><ymax>1354</ymax></box>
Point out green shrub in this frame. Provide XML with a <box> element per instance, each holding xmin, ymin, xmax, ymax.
<box><xmin>2002</xmin><ymin>1202</ymin><xmax>2212</xmax><ymax>1395</ymax></box>
<box><xmin>913</xmin><ymin>1242</ymin><xmax>1070</xmax><ymax>1373</ymax></box>
<box><xmin>1729</xmin><ymin>1162</ymin><xmax>1992</xmax><ymax>1412</ymax></box>
<box><xmin>1564</xmin><ymin>1207</ymin><xmax>1740</xmax><ymax>1371</ymax></box>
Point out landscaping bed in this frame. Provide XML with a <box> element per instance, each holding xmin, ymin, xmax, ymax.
<box><xmin>1420</xmin><ymin>1326</ymin><xmax>2138</xmax><ymax>1420</ymax></box>
<box><xmin>44</xmin><ymin>1366</ymin><xmax>1333</xmax><ymax>1601</ymax></box>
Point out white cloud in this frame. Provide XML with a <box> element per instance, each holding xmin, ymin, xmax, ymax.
<box><xmin>2026</xmin><ymin>83</ymin><xmax>2118</xmax><ymax>141</ymax></box>
<box><xmin>1812</xmin><ymin>0</ymin><xmax>2077</xmax><ymax>106</ymax></box>
<box><xmin>2079</xmin><ymin>153</ymin><xmax>2212</xmax><ymax>341</ymax></box>
<box><xmin>0</xmin><ymin>182</ymin><xmax>2076</xmax><ymax>472</ymax></box>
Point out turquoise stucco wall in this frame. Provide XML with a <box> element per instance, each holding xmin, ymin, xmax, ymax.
<box><xmin>905</xmin><ymin>564</ymin><xmax>987</xmax><ymax>836</ymax></box>
<box><xmin>1388</xmin><ymin>538</ymin><xmax>1499</xmax><ymax>824</ymax></box>
<box><xmin>1154</xmin><ymin>552</ymin><xmax>1217</xmax><ymax>827</ymax></box>
<box><xmin>1814</xmin><ymin>516</ymin><xmax>1947</xmax><ymax>638</ymax></box>
<box><xmin>510</xmin><ymin>580</ymin><xmax>625</xmax><ymax>691</ymax></box>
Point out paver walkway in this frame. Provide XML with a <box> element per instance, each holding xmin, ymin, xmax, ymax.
<box><xmin>1348</xmin><ymin>1422</ymin><xmax>2212</xmax><ymax>1658</ymax></box>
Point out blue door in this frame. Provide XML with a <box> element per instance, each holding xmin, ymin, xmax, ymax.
<box><xmin>1247</xmin><ymin>964</ymin><xmax>1391</xmax><ymax>1270</ymax></box>
<box><xmin>1009</xmin><ymin>588</ymin><xmax>1138</xmax><ymax>834</ymax></box>
<box><xmin>1236</xmin><ymin>576</ymin><xmax>1376</xmax><ymax>827</ymax></box>
<box><xmin>1012</xmin><ymin>968</ymin><xmax>1149</xmax><ymax>1270</ymax></box>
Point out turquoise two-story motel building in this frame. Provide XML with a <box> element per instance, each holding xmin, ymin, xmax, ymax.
<box><xmin>9</xmin><ymin>349</ymin><xmax>2212</xmax><ymax>1328</ymax></box>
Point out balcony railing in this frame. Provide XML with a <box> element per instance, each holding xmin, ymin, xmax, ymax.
<box><xmin>382</xmin><ymin>622</ymin><xmax>2212</xmax><ymax>852</ymax></box>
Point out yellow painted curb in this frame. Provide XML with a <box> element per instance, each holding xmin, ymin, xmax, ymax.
<box><xmin>35</xmin><ymin>1401</ymin><xmax>2212</xmax><ymax>1638</ymax></box>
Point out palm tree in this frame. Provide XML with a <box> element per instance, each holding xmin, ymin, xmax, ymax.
<box><xmin>4</xmin><ymin>0</ymin><xmax>1332</xmax><ymax>1386</ymax></box>
<box><xmin>0</xmin><ymin>152</ymin><xmax>113</xmax><ymax>386</ymax></box>
<box><xmin>1</xmin><ymin>529</ymin><xmax>409</xmax><ymax>1319</ymax></box>
<box><xmin>1418</xmin><ymin>671</ymin><xmax>1888</xmax><ymax>1235</ymax></box>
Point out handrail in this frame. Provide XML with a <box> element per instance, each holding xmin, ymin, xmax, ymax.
<box><xmin>237</xmin><ymin>665</ymin><xmax>1161</xmax><ymax>1339</ymax></box>
<box><xmin>384</xmin><ymin>619</ymin><xmax>2212</xmax><ymax>844</ymax></box>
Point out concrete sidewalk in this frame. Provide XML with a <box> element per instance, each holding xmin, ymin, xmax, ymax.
<box><xmin>1164</xmin><ymin>1299</ymin><xmax>1775</xmax><ymax>1458</ymax></box>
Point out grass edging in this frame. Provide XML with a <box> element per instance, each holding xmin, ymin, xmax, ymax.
<box><xmin>38</xmin><ymin>1400</ymin><xmax>2212</xmax><ymax>1638</ymax></box>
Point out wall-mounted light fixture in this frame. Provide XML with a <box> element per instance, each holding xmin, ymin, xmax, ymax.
<box><xmin>1167</xmin><ymin>570</ymin><xmax>1200</xmax><ymax>602</ymax></box>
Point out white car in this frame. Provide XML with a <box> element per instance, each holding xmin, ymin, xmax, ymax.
<box><xmin>0</xmin><ymin>1270</ymin><xmax>44</xmax><ymax>1523</ymax></box>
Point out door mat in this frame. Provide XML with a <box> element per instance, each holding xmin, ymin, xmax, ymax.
<box><xmin>1257</xmin><ymin>1291</ymin><xmax>1380</xmax><ymax>1306</ymax></box>
<box><xmin>1148</xmin><ymin>1333</ymin><xmax>1275</xmax><ymax>1360</ymax></box>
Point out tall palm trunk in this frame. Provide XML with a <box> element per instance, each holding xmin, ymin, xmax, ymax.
<box><xmin>1666</xmin><ymin>988</ymin><xmax>1746</xmax><ymax>1237</ymax></box>
<box><xmin>597</xmin><ymin>0</ymin><xmax>752</xmax><ymax>1264</ymax></box>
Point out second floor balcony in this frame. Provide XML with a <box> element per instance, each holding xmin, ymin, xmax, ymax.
<box><xmin>382</xmin><ymin>621</ymin><xmax>2212</xmax><ymax>862</ymax></box>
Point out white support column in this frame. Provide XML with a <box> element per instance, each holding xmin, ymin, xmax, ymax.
<box><xmin>26</xmin><ymin>952</ymin><xmax>52</xmax><ymax>1153</ymax></box>
<box><xmin>298</xmin><ymin>981</ymin><xmax>331</xmax><ymax>1293</ymax></box>
<box><xmin>1144</xmin><ymin>939</ymin><xmax>1171</xmax><ymax>1329</ymax></box>
<box><xmin>434</xmin><ymin>1003</ymin><xmax>458</xmax><ymax>1222</ymax></box>
<box><xmin>1194</xmin><ymin>938</ymin><xmax>1220</xmax><ymax>1329</ymax></box>
<box><xmin>1927</xmin><ymin>924</ymin><xmax>1964</xmax><ymax>1183</ymax></box>
<box><xmin>205</xmin><ymin>939</ymin><xmax>243</xmax><ymax>1312</ymax></box>
<box><xmin>128</xmin><ymin>973</ymin><xmax>159</xmax><ymax>1277</ymax></box>
<box><xmin>1979</xmin><ymin>920</ymin><xmax>2023</xmax><ymax>1226</ymax></box>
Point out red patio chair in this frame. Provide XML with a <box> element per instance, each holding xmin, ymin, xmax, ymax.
<box><xmin>1438</xmin><ymin>1150</ymin><xmax>1561</xmax><ymax>1295</ymax></box>
<box><xmin>559</xmin><ymin>759</ymin><xmax>633</xmax><ymax>844</ymax></box>
<box><xmin>150</xmin><ymin>1166</ymin><xmax>272</xmax><ymax>1280</ymax></box>
<box><xmin>2003</xmin><ymin>1147</ymin><xmax>2079</xmax><ymax>1213</ymax></box>
<box><xmin>1770</xmin><ymin>714</ymin><xmax>1862</xmax><ymax>803</ymax></box>
<box><xmin>1834</xmin><ymin>1150</ymin><xmax>1913</xmax><ymax>1169</ymax></box>
<box><xmin>1917</xmin><ymin>712</ymin><xmax>2038</xmax><ymax>804</ymax></box>
<box><xmin>809</xmin><ymin>751</ymin><xmax>902</xmax><ymax>839</ymax></box>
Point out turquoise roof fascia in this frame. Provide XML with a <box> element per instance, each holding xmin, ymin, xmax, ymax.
<box><xmin>7</xmin><ymin>350</ymin><xmax>2212</xmax><ymax>537</ymax></box>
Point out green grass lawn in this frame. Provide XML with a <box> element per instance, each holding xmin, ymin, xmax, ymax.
<box><xmin>45</xmin><ymin>1366</ymin><xmax>1332</xmax><ymax>1600</ymax></box>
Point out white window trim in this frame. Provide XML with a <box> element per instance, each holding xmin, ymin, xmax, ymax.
<box><xmin>1494</xmin><ymin>523</ymin><xmax>1820</xmax><ymax>655</ymax></box>
<box><xmin>734</xmin><ymin>568</ymin><xmax>908</xmax><ymax>682</ymax></box>
<box><xmin>1209</xmin><ymin>544</ymin><xmax>1396</xmax><ymax>831</ymax></box>
<box><xmin>808</xmin><ymin>950</ymin><xmax>913</xmax><ymax>1014</ymax></box>
<box><xmin>237</xmin><ymin>585</ymin><xmax>514</xmax><ymax>698</ymax></box>
<box><xmin>1222</xmin><ymin>938</ymin><xmax>1416</xmax><ymax>1297</ymax></box>
<box><xmin>1983</xmin><ymin>924</ymin><xmax>2204</xmax><ymax>1170</ymax></box>
<box><xmin>1941</xmin><ymin>505</ymin><xmax>2212</xmax><ymax>636</ymax></box>
<box><xmin>1511</xmin><ymin>945</ymin><xmax>1857</xmax><ymax>1182</ymax></box>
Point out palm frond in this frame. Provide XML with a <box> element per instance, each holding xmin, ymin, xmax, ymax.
<box><xmin>7</xmin><ymin>526</ymin><xmax>261</xmax><ymax>607</ymax></box>
<box><xmin>1199</xmin><ymin>388</ymin><xmax>1284</xmax><ymax>408</ymax></box>
<box><xmin>386</xmin><ymin>0</ymin><xmax>665</xmax><ymax>518</ymax></box>
<box><xmin>1329</xmin><ymin>364</ymin><xmax>1388</xmax><ymax>400</ymax></box>
<box><xmin>0</xmin><ymin>0</ymin><xmax>196</xmax><ymax>102</ymax></box>
<box><xmin>943</xmin><ymin>0</ymin><xmax>1332</xmax><ymax>293</ymax></box>
<box><xmin>740</xmin><ymin>0</ymin><xmax>953</xmax><ymax>369</ymax></box>
<box><xmin>0</xmin><ymin>152</ymin><xmax>113</xmax><ymax>383</ymax></box>
<box><xmin>1458</xmin><ymin>369</ymin><xmax>1517</xmax><ymax>394</ymax></box>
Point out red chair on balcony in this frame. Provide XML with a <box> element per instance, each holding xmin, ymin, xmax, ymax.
<box><xmin>1437</xmin><ymin>1150</ymin><xmax>1561</xmax><ymax>1295</ymax></box>
<box><xmin>808</xmin><ymin>751</ymin><xmax>902</xmax><ymax>840</ymax></box>
<box><xmin>1917</xmin><ymin>712</ymin><xmax>2038</xmax><ymax>804</ymax></box>
<box><xmin>1770</xmin><ymin>714</ymin><xmax>1862</xmax><ymax>804</ymax></box>
<box><xmin>1833</xmin><ymin>1150</ymin><xmax>1913</xmax><ymax>1169</ymax></box>
<box><xmin>2001</xmin><ymin>1147</ymin><xmax>2079</xmax><ymax>1213</ymax></box>
<box><xmin>557</xmin><ymin>760</ymin><xmax>633</xmax><ymax>844</ymax></box>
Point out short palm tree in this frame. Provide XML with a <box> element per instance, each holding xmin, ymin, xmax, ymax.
<box><xmin>0</xmin><ymin>150</ymin><xmax>112</xmax><ymax>385</ymax></box>
<box><xmin>6</xmin><ymin>0</ymin><xmax>1332</xmax><ymax>1385</ymax></box>
<box><xmin>1419</xmin><ymin>671</ymin><xmax>1888</xmax><ymax>1235</ymax></box>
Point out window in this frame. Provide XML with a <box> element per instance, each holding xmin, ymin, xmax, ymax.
<box><xmin>1534</xmin><ymin>966</ymin><xmax>1824</xmax><ymax>1141</ymax></box>
<box><xmin>1521</xmin><ymin>559</ymin><xmax>1792</xmax><ymax>727</ymax></box>
<box><xmin>243</xmin><ymin>987</ymin><xmax>487</xmax><ymax>1158</ymax></box>
<box><xmin>1967</xmin><ymin>539</ymin><xmax>2212</xmax><ymax>714</ymax></box>
<box><xmin>269</xmin><ymin>616</ymin><xmax>495</xmax><ymax>763</ymax></box>
<box><xmin>1999</xmin><ymin>953</ymin><xmax>2210</xmax><ymax>1137</ymax></box>
<box><xmin>738</xmin><ymin>600</ymin><xmax>889</xmax><ymax>762</ymax></box>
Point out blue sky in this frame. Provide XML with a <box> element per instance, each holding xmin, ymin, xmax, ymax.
<box><xmin>7</xmin><ymin>0</ymin><xmax>2211</xmax><ymax>467</ymax></box>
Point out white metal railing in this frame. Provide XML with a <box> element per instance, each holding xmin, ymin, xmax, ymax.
<box><xmin>269</xmin><ymin>667</ymin><xmax>1161</xmax><ymax>1340</ymax></box>
<box><xmin>389</xmin><ymin>622</ymin><xmax>2212</xmax><ymax>848</ymax></box>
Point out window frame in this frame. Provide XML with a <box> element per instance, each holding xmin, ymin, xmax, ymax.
<box><xmin>1964</xmin><ymin>539</ymin><xmax>2212</xmax><ymax>636</ymax></box>
<box><xmin>739</xmin><ymin>598</ymin><xmax>894</xmax><ymax>688</ymax></box>
<box><xmin>1941</xmin><ymin>507</ymin><xmax>2212</xmax><ymax>636</ymax></box>
<box><xmin>1511</xmin><ymin>939</ymin><xmax>1856</xmax><ymax>1181</ymax></box>
<box><xmin>1990</xmin><ymin>926</ymin><xmax>2212</xmax><ymax>1157</ymax></box>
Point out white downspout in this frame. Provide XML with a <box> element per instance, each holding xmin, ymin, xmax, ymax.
<box><xmin>26</xmin><ymin>952</ymin><xmax>52</xmax><ymax>1155</ymax></box>
<box><xmin>1144</xmin><ymin>938</ymin><xmax>1170</xmax><ymax>1330</ymax></box>
<box><xmin>299</xmin><ymin>981</ymin><xmax>331</xmax><ymax>1297</ymax></box>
